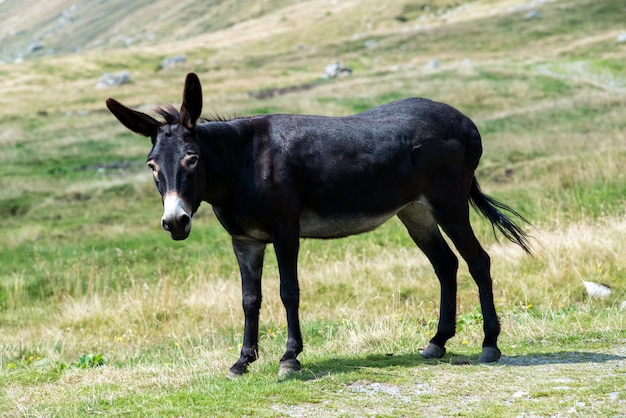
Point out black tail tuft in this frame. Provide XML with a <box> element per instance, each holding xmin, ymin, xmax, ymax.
<box><xmin>469</xmin><ymin>178</ymin><xmax>533</xmax><ymax>255</ymax></box>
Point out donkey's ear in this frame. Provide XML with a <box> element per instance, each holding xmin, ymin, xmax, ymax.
<box><xmin>180</xmin><ymin>72</ymin><xmax>203</xmax><ymax>129</ymax></box>
<box><xmin>106</xmin><ymin>98</ymin><xmax>160</xmax><ymax>138</ymax></box>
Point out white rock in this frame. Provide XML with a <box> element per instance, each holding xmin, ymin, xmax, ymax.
<box><xmin>582</xmin><ymin>281</ymin><xmax>611</xmax><ymax>299</ymax></box>
<box><xmin>425</xmin><ymin>59</ymin><xmax>441</xmax><ymax>70</ymax></box>
<box><xmin>96</xmin><ymin>71</ymin><xmax>131</xmax><ymax>88</ymax></box>
<box><xmin>524</xmin><ymin>10</ymin><xmax>540</xmax><ymax>20</ymax></box>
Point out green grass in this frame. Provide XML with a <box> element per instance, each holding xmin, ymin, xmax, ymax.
<box><xmin>1</xmin><ymin>0</ymin><xmax>625</xmax><ymax>415</ymax></box>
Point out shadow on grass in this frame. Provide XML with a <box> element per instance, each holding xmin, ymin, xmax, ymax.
<box><xmin>500</xmin><ymin>351</ymin><xmax>626</xmax><ymax>367</ymax></box>
<box><xmin>290</xmin><ymin>352</ymin><xmax>468</xmax><ymax>381</ymax></box>
<box><xmin>288</xmin><ymin>350</ymin><xmax>625</xmax><ymax>381</ymax></box>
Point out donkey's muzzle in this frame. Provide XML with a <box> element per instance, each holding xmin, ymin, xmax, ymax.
<box><xmin>162</xmin><ymin>191</ymin><xmax>192</xmax><ymax>240</ymax></box>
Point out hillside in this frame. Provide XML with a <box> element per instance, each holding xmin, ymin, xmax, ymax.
<box><xmin>3</xmin><ymin>0</ymin><xmax>623</xmax><ymax>65</ymax></box>
<box><xmin>0</xmin><ymin>0</ymin><xmax>458</xmax><ymax>61</ymax></box>
<box><xmin>0</xmin><ymin>0</ymin><xmax>623</xmax><ymax>115</ymax></box>
<box><xmin>0</xmin><ymin>0</ymin><xmax>297</xmax><ymax>61</ymax></box>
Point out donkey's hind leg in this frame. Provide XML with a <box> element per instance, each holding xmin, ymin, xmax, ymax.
<box><xmin>397</xmin><ymin>202</ymin><xmax>459</xmax><ymax>359</ymax></box>
<box><xmin>433</xmin><ymin>201</ymin><xmax>501</xmax><ymax>363</ymax></box>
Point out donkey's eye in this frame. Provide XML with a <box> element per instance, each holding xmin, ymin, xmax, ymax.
<box><xmin>185</xmin><ymin>154</ymin><xmax>199</xmax><ymax>170</ymax></box>
<box><xmin>147</xmin><ymin>161</ymin><xmax>160</xmax><ymax>184</ymax></box>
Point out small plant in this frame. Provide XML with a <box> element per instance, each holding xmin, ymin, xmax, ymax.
<box><xmin>74</xmin><ymin>353</ymin><xmax>105</xmax><ymax>369</ymax></box>
<box><xmin>457</xmin><ymin>307</ymin><xmax>483</xmax><ymax>331</ymax></box>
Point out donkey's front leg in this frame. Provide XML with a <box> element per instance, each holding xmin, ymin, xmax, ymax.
<box><xmin>229</xmin><ymin>238</ymin><xmax>266</xmax><ymax>378</ymax></box>
<box><xmin>273</xmin><ymin>226</ymin><xmax>303</xmax><ymax>376</ymax></box>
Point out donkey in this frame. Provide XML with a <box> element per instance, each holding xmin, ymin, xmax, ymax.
<box><xmin>106</xmin><ymin>72</ymin><xmax>531</xmax><ymax>377</ymax></box>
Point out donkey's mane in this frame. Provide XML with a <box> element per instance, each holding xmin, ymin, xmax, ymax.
<box><xmin>155</xmin><ymin>105</ymin><xmax>251</xmax><ymax>125</ymax></box>
<box><xmin>155</xmin><ymin>105</ymin><xmax>181</xmax><ymax>125</ymax></box>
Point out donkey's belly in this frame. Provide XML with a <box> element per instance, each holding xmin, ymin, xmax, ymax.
<box><xmin>299</xmin><ymin>209</ymin><xmax>398</xmax><ymax>239</ymax></box>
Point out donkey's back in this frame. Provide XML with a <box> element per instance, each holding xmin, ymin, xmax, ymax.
<box><xmin>245</xmin><ymin>98</ymin><xmax>484</xmax><ymax>239</ymax></box>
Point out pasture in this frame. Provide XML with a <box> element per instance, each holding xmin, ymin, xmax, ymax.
<box><xmin>1</xmin><ymin>0</ymin><xmax>625</xmax><ymax>416</ymax></box>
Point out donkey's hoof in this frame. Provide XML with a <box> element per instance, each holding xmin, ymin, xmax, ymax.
<box><xmin>227</xmin><ymin>370</ymin><xmax>243</xmax><ymax>380</ymax></box>
<box><xmin>421</xmin><ymin>343</ymin><xmax>446</xmax><ymax>359</ymax></box>
<box><xmin>278</xmin><ymin>359</ymin><xmax>301</xmax><ymax>377</ymax></box>
<box><xmin>478</xmin><ymin>347</ymin><xmax>501</xmax><ymax>363</ymax></box>
<box><xmin>227</xmin><ymin>364</ymin><xmax>247</xmax><ymax>379</ymax></box>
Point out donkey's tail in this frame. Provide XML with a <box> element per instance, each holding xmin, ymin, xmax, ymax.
<box><xmin>469</xmin><ymin>177</ymin><xmax>533</xmax><ymax>255</ymax></box>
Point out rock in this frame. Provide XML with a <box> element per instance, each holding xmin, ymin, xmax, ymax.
<box><xmin>364</xmin><ymin>40</ymin><xmax>378</xmax><ymax>49</ymax></box>
<box><xmin>524</xmin><ymin>10</ymin><xmax>540</xmax><ymax>20</ymax></box>
<box><xmin>617</xmin><ymin>33</ymin><xmax>626</xmax><ymax>43</ymax></box>
<box><xmin>160</xmin><ymin>55</ymin><xmax>187</xmax><ymax>69</ymax></box>
<box><xmin>582</xmin><ymin>281</ymin><xmax>611</xmax><ymax>299</ymax></box>
<box><xmin>28</xmin><ymin>43</ymin><xmax>44</xmax><ymax>53</ymax></box>
<box><xmin>323</xmin><ymin>61</ymin><xmax>352</xmax><ymax>79</ymax></box>
<box><xmin>96</xmin><ymin>71</ymin><xmax>131</xmax><ymax>88</ymax></box>
<box><xmin>59</xmin><ymin>4</ymin><xmax>79</xmax><ymax>28</ymax></box>
<box><xmin>425</xmin><ymin>59</ymin><xmax>441</xmax><ymax>70</ymax></box>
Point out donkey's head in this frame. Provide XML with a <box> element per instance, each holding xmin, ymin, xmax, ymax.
<box><xmin>106</xmin><ymin>73</ymin><xmax>204</xmax><ymax>240</ymax></box>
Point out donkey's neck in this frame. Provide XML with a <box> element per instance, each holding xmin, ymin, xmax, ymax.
<box><xmin>195</xmin><ymin>120</ymin><xmax>254</xmax><ymax>207</ymax></box>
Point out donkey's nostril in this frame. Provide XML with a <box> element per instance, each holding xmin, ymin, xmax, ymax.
<box><xmin>179</xmin><ymin>214</ymin><xmax>191</xmax><ymax>228</ymax></box>
<box><xmin>161</xmin><ymin>218</ymin><xmax>170</xmax><ymax>231</ymax></box>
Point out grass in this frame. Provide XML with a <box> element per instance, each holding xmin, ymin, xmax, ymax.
<box><xmin>1</xmin><ymin>0</ymin><xmax>626</xmax><ymax>415</ymax></box>
<box><xmin>3</xmin><ymin>316</ymin><xmax>624</xmax><ymax>416</ymax></box>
